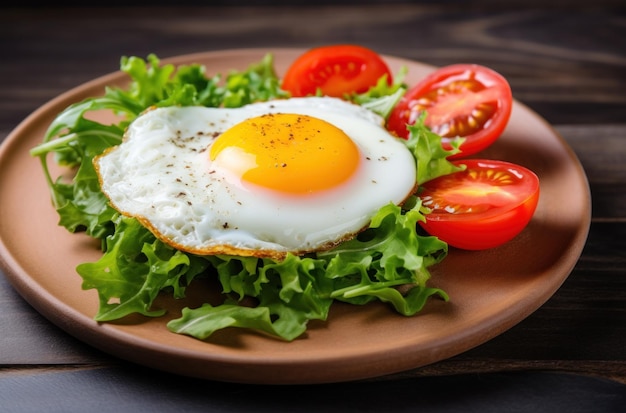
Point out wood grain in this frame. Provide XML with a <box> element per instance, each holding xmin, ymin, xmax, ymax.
<box><xmin>1</xmin><ymin>1</ymin><xmax>625</xmax><ymax>396</ymax></box>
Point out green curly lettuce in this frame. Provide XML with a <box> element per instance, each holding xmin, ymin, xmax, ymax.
<box><xmin>168</xmin><ymin>201</ymin><xmax>448</xmax><ymax>341</ymax></box>
<box><xmin>351</xmin><ymin>65</ymin><xmax>408</xmax><ymax>120</ymax></box>
<box><xmin>31</xmin><ymin>53</ymin><xmax>458</xmax><ymax>341</ymax></box>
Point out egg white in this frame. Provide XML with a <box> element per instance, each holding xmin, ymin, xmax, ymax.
<box><xmin>95</xmin><ymin>97</ymin><xmax>417</xmax><ymax>259</ymax></box>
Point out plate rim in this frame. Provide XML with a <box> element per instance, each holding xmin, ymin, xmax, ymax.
<box><xmin>0</xmin><ymin>48</ymin><xmax>592</xmax><ymax>384</ymax></box>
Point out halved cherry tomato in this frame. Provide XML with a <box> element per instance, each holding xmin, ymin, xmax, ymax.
<box><xmin>388</xmin><ymin>64</ymin><xmax>513</xmax><ymax>159</ymax></box>
<box><xmin>418</xmin><ymin>159</ymin><xmax>539</xmax><ymax>250</ymax></box>
<box><xmin>282</xmin><ymin>45</ymin><xmax>392</xmax><ymax>98</ymax></box>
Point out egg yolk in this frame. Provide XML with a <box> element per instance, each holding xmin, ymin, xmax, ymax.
<box><xmin>209</xmin><ymin>113</ymin><xmax>360</xmax><ymax>194</ymax></box>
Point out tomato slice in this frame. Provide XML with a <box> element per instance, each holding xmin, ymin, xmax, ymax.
<box><xmin>418</xmin><ymin>159</ymin><xmax>539</xmax><ymax>250</ymax></box>
<box><xmin>281</xmin><ymin>45</ymin><xmax>393</xmax><ymax>98</ymax></box>
<box><xmin>388</xmin><ymin>64</ymin><xmax>513</xmax><ymax>159</ymax></box>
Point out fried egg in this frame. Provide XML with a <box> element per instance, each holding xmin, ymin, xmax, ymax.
<box><xmin>94</xmin><ymin>97</ymin><xmax>417</xmax><ymax>259</ymax></box>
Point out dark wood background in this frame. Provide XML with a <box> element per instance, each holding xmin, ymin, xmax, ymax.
<box><xmin>1</xmin><ymin>1</ymin><xmax>625</xmax><ymax>411</ymax></box>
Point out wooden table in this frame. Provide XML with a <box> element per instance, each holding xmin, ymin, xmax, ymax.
<box><xmin>1</xmin><ymin>3</ymin><xmax>625</xmax><ymax>411</ymax></box>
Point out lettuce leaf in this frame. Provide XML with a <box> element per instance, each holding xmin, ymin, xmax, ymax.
<box><xmin>30</xmin><ymin>53</ymin><xmax>288</xmax><ymax>244</ymax></box>
<box><xmin>401</xmin><ymin>112</ymin><xmax>464</xmax><ymax>184</ymax></box>
<box><xmin>351</xmin><ymin>66</ymin><xmax>407</xmax><ymax>120</ymax></box>
<box><xmin>77</xmin><ymin>215</ymin><xmax>209</xmax><ymax>321</ymax></box>
<box><xmin>169</xmin><ymin>254</ymin><xmax>332</xmax><ymax>341</ymax></box>
<box><xmin>33</xmin><ymin>53</ymin><xmax>458</xmax><ymax>342</ymax></box>
<box><xmin>320</xmin><ymin>202</ymin><xmax>448</xmax><ymax>314</ymax></box>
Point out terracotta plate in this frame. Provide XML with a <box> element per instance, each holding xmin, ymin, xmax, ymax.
<box><xmin>0</xmin><ymin>49</ymin><xmax>591</xmax><ymax>384</ymax></box>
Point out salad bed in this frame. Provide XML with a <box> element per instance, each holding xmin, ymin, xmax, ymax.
<box><xmin>30</xmin><ymin>45</ymin><xmax>537</xmax><ymax>342</ymax></box>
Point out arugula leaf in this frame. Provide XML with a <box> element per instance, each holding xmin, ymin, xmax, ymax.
<box><xmin>169</xmin><ymin>304</ymin><xmax>288</xmax><ymax>340</ymax></box>
<box><xmin>30</xmin><ymin>110</ymin><xmax>122</xmax><ymax>240</ymax></box>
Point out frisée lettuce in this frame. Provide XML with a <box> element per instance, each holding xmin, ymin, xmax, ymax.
<box><xmin>30</xmin><ymin>53</ymin><xmax>462</xmax><ymax>341</ymax></box>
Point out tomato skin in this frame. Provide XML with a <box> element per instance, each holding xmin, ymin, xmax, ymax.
<box><xmin>418</xmin><ymin>159</ymin><xmax>540</xmax><ymax>250</ymax></box>
<box><xmin>388</xmin><ymin>64</ymin><xmax>513</xmax><ymax>159</ymax></box>
<box><xmin>281</xmin><ymin>45</ymin><xmax>392</xmax><ymax>98</ymax></box>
